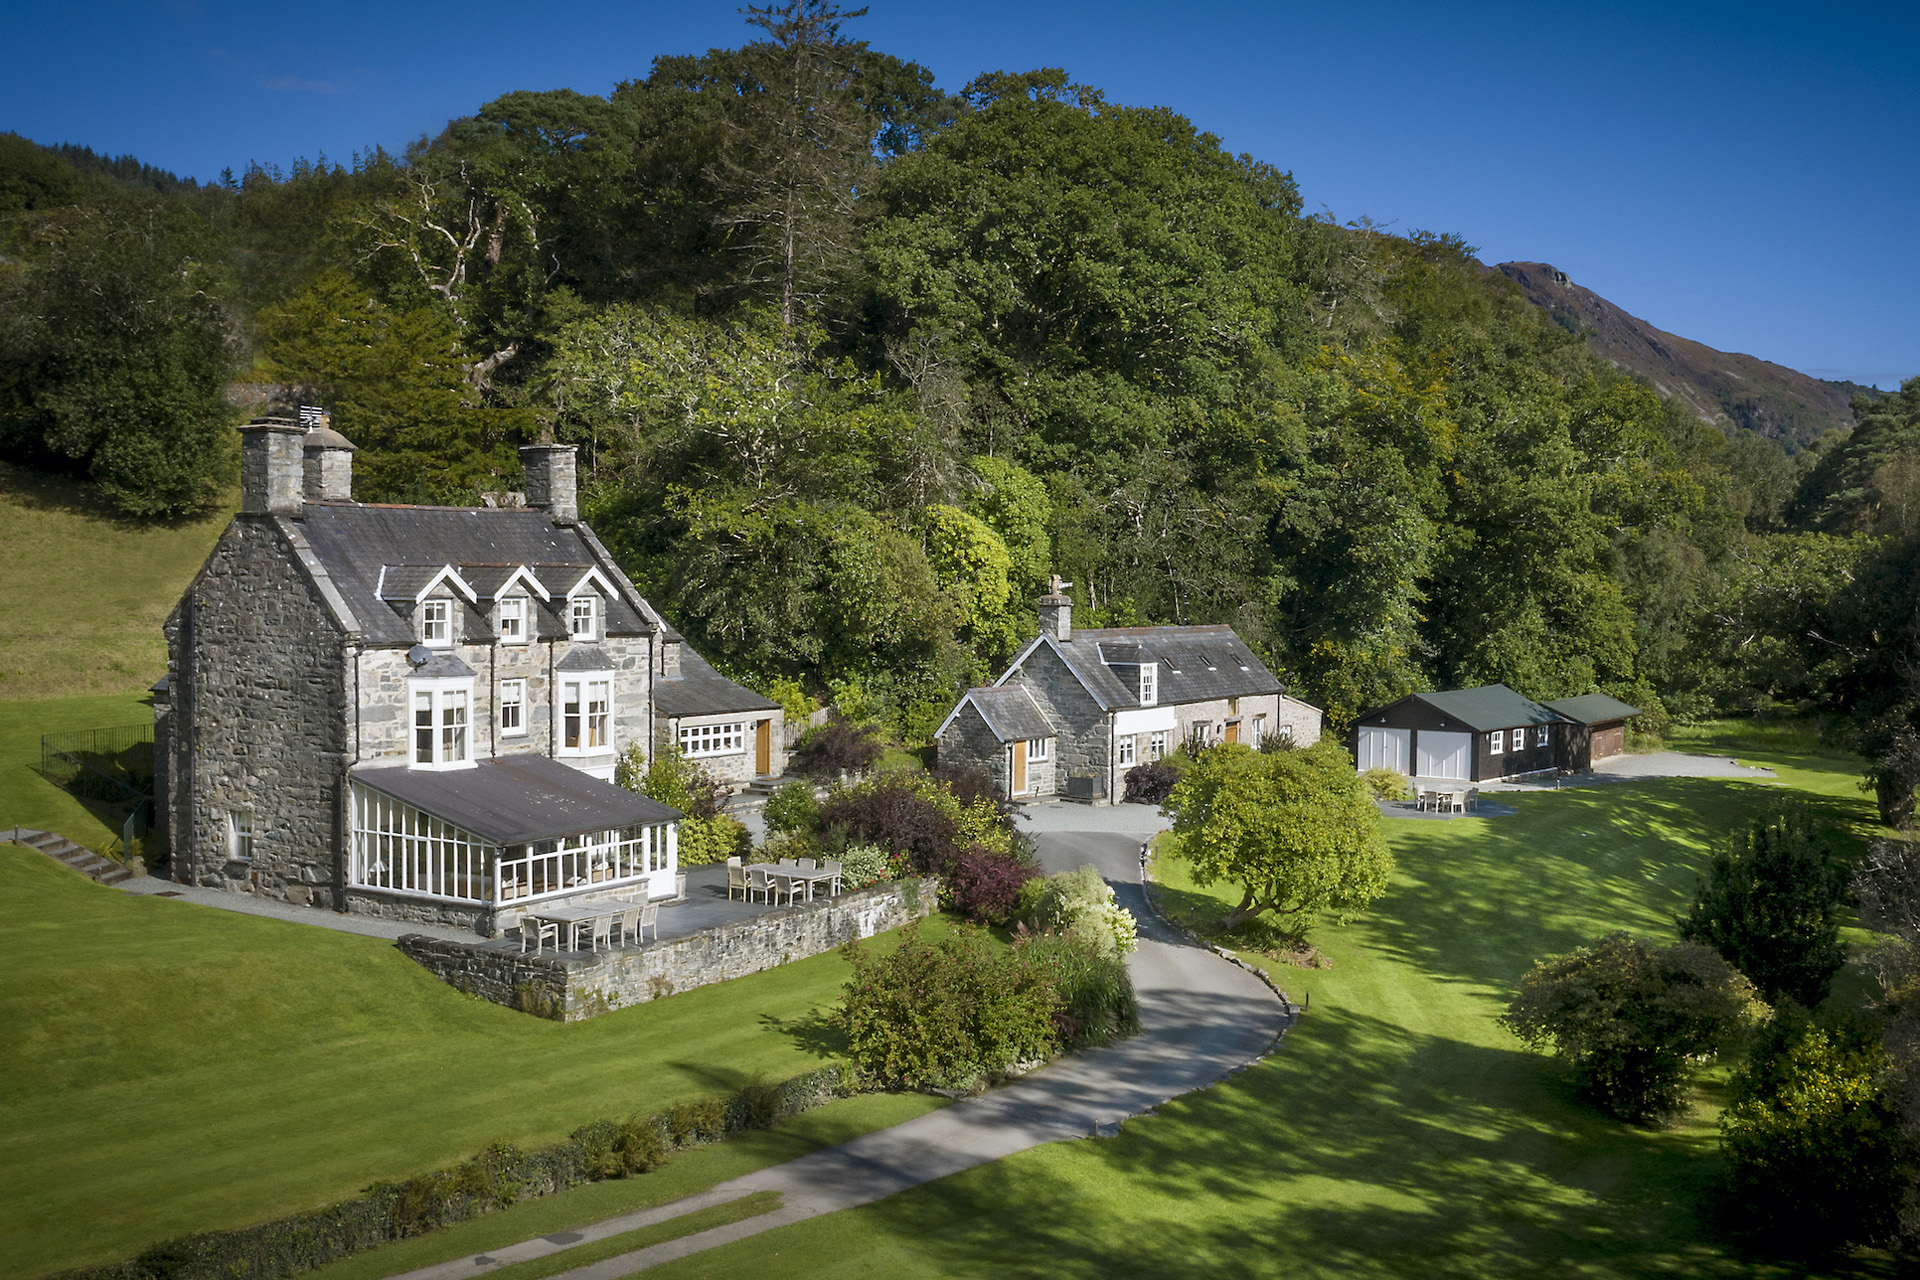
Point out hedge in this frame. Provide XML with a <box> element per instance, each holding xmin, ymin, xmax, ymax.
<box><xmin>54</xmin><ymin>1065</ymin><xmax>866</xmax><ymax>1280</ymax></box>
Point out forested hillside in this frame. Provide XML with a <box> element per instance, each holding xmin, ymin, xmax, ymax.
<box><xmin>3</xmin><ymin>1</ymin><xmax>1916</xmax><ymax>790</ymax></box>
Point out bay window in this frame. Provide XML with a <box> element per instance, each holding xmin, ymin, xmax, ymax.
<box><xmin>411</xmin><ymin>680</ymin><xmax>473</xmax><ymax>768</ymax></box>
<box><xmin>562</xmin><ymin>677</ymin><xmax>612</xmax><ymax>753</ymax></box>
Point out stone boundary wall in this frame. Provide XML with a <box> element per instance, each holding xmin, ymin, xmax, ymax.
<box><xmin>398</xmin><ymin>876</ymin><xmax>938</xmax><ymax>1020</ymax></box>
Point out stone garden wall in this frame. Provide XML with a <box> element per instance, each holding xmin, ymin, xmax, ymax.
<box><xmin>398</xmin><ymin>876</ymin><xmax>939</xmax><ymax>1020</ymax></box>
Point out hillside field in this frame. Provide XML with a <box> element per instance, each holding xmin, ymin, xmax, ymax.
<box><xmin>0</xmin><ymin>463</ymin><xmax>230</xmax><ymax>702</ymax></box>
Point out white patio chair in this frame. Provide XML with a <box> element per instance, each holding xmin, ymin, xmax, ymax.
<box><xmin>747</xmin><ymin>866</ymin><xmax>774</xmax><ymax>904</ymax></box>
<box><xmin>520</xmin><ymin>916</ymin><xmax>557</xmax><ymax>956</ymax></box>
<box><xmin>726</xmin><ymin>856</ymin><xmax>749</xmax><ymax>902</ymax></box>
<box><xmin>614</xmin><ymin>904</ymin><xmax>642</xmax><ymax>945</ymax></box>
<box><xmin>798</xmin><ymin>857</ymin><xmax>817</xmax><ymax>871</ymax></box>
<box><xmin>823</xmin><ymin>859</ymin><xmax>843</xmax><ymax>895</ymax></box>
<box><xmin>589</xmin><ymin>912</ymin><xmax>615</xmax><ymax>953</ymax></box>
<box><xmin>639</xmin><ymin>902</ymin><xmax>660</xmax><ymax>942</ymax></box>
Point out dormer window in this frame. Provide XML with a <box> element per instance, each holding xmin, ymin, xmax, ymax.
<box><xmin>1139</xmin><ymin>663</ymin><xmax>1158</xmax><ymax>706</ymax></box>
<box><xmin>569</xmin><ymin>595</ymin><xmax>598</xmax><ymax>641</ymax></box>
<box><xmin>421</xmin><ymin>599</ymin><xmax>452</xmax><ymax>648</ymax></box>
<box><xmin>497</xmin><ymin>596</ymin><xmax>527</xmax><ymax>644</ymax></box>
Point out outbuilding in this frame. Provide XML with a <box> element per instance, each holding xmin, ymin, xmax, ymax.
<box><xmin>1351</xmin><ymin>685</ymin><xmax>1563</xmax><ymax>783</ymax></box>
<box><xmin>1543</xmin><ymin>693</ymin><xmax>1640</xmax><ymax>772</ymax></box>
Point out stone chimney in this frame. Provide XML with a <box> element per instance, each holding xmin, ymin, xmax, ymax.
<box><xmin>239</xmin><ymin>418</ymin><xmax>305</xmax><ymax>516</ymax></box>
<box><xmin>521</xmin><ymin>444</ymin><xmax>578</xmax><ymax>524</ymax></box>
<box><xmin>302</xmin><ymin>414</ymin><xmax>357</xmax><ymax>502</ymax></box>
<box><xmin>1037</xmin><ymin>574</ymin><xmax>1073</xmax><ymax>643</ymax></box>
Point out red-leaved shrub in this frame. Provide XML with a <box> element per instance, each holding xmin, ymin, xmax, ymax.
<box><xmin>818</xmin><ymin>778</ymin><xmax>960</xmax><ymax>873</ymax></box>
<box><xmin>1123</xmin><ymin>761</ymin><xmax>1180</xmax><ymax>806</ymax></box>
<box><xmin>946</xmin><ymin>846</ymin><xmax>1037</xmax><ymax>924</ymax></box>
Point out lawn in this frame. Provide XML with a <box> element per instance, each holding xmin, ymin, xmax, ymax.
<box><xmin>0</xmin><ymin>691</ymin><xmax>154</xmax><ymax>852</ymax></box>
<box><xmin>0</xmin><ymin>844</ymin><xmax>941</xmax><ymax>1280</ymax></box>
<box><xmin>0</xmin><ymin>464</ymin><xmax>231</xmax><ymax>702</ymax></box>
<box><xmin>642</xmin><ymin>742</ymin><xmax>1897</xmax><ymax>1279</ymax></box>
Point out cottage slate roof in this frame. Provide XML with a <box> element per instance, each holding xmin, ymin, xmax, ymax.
<box><xmin>555</xmin><ymin>646</ymin><xmax>615</xmax><ymax>672</ymax></box>
<box><xmin>651</xmin><ymin>646</ymin><xmax>780</xmax><ymax>719</ymax></box>
<box><xmin>1404</xmin><ymin>685</ymin><xmax>1560</xmax><ymax>732</ymax></box>
<box><xmin>1025</xmin><ymin>625</ymin><xmax>1284</xmax><ymax>711</ymax></box>
<box><xmin>294</xmin><ymin>504</ymin><xmax>652</xmax><ymax>646</ymax></box>
<box><xmin>960</xmin><ymin>685</ymin><xmax>1054</xmax><ymax>743</ymax></box>
<box><xmin>352</xmin><ymin>754</ymin><xmax>680</xmax><ymax>845</ymax></box>
<box><xmin>413</xmin><ymin>652</ymin><xmax>475</xmax><ymax>679</ymax></box>
<box><xmin>1544</xmin><ymin>693</ymin><xmax>1641</xmax><ymax>725</ymax></box>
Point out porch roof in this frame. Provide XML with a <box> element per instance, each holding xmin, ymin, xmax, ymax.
<box><xmin>352</xmin><ymin>754</ymin><xmax>680</xmax><ymax>846</ymax></box>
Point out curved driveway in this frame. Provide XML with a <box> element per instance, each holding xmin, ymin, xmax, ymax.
<box><xmin>395</xmin><ymin>804</ymin><xmax>1288</xmax><ymax>1280</ymax></box>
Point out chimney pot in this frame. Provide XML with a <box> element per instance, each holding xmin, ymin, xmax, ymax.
<box><xmin>239</xmin><ymin>418</ymin><xmax>306</xmax><ymax>516</ymax></box>
<box><xmin>302</xmin><ymin>413</ymin><xmax>357</xmax><ymax>503</ymax></box>
<box><xmin>521</xmin><ymin>444</ymin><xmax>578</xmax><ymax>524</ymax></box>
<box><xmin>1037</xmin><ymin>574</ymin><xmax>1073</xmax><ymax>642</ymax></box>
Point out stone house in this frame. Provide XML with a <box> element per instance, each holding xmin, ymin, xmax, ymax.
<box><xmin>153</xmin><ymin>416</ymin><xmax>785</xmax><ymax>935</ymax></box>
<box><xmin>934</xmin><ymin>581</ymin><xmax>1323</xmax><ymax>802</ymax></box>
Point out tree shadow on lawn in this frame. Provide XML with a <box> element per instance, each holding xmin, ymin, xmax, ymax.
<box><xmin>791</xmin><ymin>1005</ymin><xmax>1896</xmax><ymax>1280</ymax></box>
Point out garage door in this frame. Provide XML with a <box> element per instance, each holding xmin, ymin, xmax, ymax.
<box><xmin>1356</xmin><ymin>726</ymin><xmax>1410</xmax><ymax>774</ymax></box>
<box><xmin>1417</xmin><ymin>731</ymin><xmax>1471</xmax><ymax>780</ymax></box>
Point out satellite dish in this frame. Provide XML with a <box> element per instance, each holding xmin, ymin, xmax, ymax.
<box><xmin>407</xmin><ymin>644</ymin><xmax>433</xmax><ymax>667</ymax></box>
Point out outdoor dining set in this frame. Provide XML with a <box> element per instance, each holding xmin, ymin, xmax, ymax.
<box><xmin>726</xmin><ymin>856</ymin><xmax>842</xmax><ymax>906</ymax></box>
<box><xmin>518</xmin><ymin>896</ymin><xmax>659</xmax><ymax>956</ymax></box>
<box><xmin>1413</xmin><ymin>785</ymin><xmax>1480</xmax><ymax>814</ymax></box>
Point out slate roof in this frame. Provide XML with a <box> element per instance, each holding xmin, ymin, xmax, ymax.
<box><xmin>1403</xmin><ymin>685</ymin><xmax>1561</xmax><ymax>732</ymax></box>
<box><xmin>295</xmin><ymin>504</ymin><xmax>652</xmax><ymax>646</ymax></box>
<box><xmin>1544</xmin><ymin>693</ymin><xmax>1641</xmax><ymax>725</ymax></box>
<box><xmin>1029</xmin><ymin>625</ymin><xmax>1285</xmax><ymax>710</ymax></box>
<box><xmin>959</xmin><ymin>685</ymin><xmax>1055</xmax><ymax>743</ymax></box>
<box><xmin>555</xmin><ymin>646</ymin><xmax>615</xmax><ymax>672</ymax></box>
<box><xmin>651</xmin><ymin>645</ymin><xmax>780</xmax><ymax>719</ymax></box>
<box><xmin>352</xmin><ymin>754</ymin><xmax>680</xmax><ymax>846</ymax></box>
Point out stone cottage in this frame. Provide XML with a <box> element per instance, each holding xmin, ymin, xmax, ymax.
<box><xmin>153</xmin><ymin>416</ymin><xmax>784</xmax><ymax>935</ymax></box>
<box><xmin>934</xmin><ymin>580</ymin><xmax>1323</xmax><ymax>802</ymax></box>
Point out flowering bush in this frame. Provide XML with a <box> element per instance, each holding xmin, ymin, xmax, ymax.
<box><xmin>1029</xmin><ymin>865</ymin><xmax>1137</xmax><ymax>957</ymax></box>
<box><xmin>835</xmin><ymin>842</ymin><xmax>902</xmax><ymax>890</ymax></box>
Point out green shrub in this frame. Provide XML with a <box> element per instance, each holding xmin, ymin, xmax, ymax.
<box><xmin>1028</xmin><ymin>865</ymin><xmax>1137</xmax><ymax>957</ymax></box>
<box><xmin>835</xmin><ymin>842</ymin><xmax>902</xmax><ymax>890</ymax></box>
<box><xmin>615</xmin><ymin>744</ymin><xmax>723</xmax><ymax>819</ymax></box>
<box><xmin>665</xmin><ymin>1097</ymin><xmax>728</xmax><ymax>1146</ymax></box>
<box><xmin>1720</xmin><ymin>1006</ymin><xmax>1909</xmax><ymax>1251</ymax></box>
<box><xmin>834</xmin><ymin>927</ymin><xmax>1059</xmax><ymax>1090</ymax></box>
<box><xmin>677</xmin><ymin>814</ymin><xmax>751</xmax><ymax>866</ymax></box>
<box><xmin>763</xmin><ymin>780</ymin><xmax>821</xmax><ymax>836</ymax></box>
<box><xmin>1014</xmin><ymin>930</ymin><xmax>1139</xmax><ymax>1047</ymax></box>
<box><xmin>1359</xmin><ymin>767</ymin><xmax>1410</xmax><ymax>801</ymax></box>
<box><xmin>760</xmin><ymin>677</ymin><xmax>817</xmax><ymax>724</ymax></box>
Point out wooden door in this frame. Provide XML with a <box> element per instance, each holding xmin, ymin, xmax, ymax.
<box><xmin>755</xmin><ymin>719</ymin><xmax>772</xmax><ymax>775</ymax></box>
<box><xmin>1225</xmin><ymin>722</ymin><xmax>1239</xmax><ymax>744</ymax></box>
<box><xmin>1011</xmin><ymin>740</ymin><xmax>1028</xmax><ymax>794</ymax></box>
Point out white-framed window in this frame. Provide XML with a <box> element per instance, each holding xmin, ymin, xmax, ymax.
<box><xmin>1277</xmin><ymin>722</ymin><xmax>1294</xmax><ymax>743</ymax></box>
<box><xmin>1116</xmin><ymin>734</ymin><xmax>1137</xmax><ymax>766</ymax></box>
<box><xmin>229</xmin><ymin>811</ymin><xmax>254</xmax><ymax>861</ymax></box>
<box><xmin>497</xmin><ymin>596</ymin><xmax>526</xmax><ymax>644</ymax></box>
<box><xmin>1149</xmin><ymin>731</ymin><xmax>1167</xmax><ymax>759</ymax></box>
<box><xmin>679</xmin><ymin>721</ymin><xmax>746</xmax><ymax>757</ymax></box>
<box><xmin>500</xmin><ymin>678</ymin><xmax>526</xmax><ymax>736</ymax></box>
<box><xmin>420</xmin><ymin>599</ymin><xmax>452</xmax><ymax>648</ymax></box>
<box><xmin>1139</xmin><ymin>663</ymin><xmax>1157</xmax><ymax>706</ymax></box>
<box><xmin>1029</xmin><ymin>736</ymin><xmax>1050</xmax><ymax>761</ymax></box>
<box><xmin>562</xmin><ymin>677</ymin><xmax>612</xmax><ymax>752</ymax></box>
<box><xmin>1252</xmin><ymin>714</ymin><xmax>1267</xmax><ymax>743</ymax></box>
<box><xmin>569</xmin><ymin>595</ymin><xmax>598</xmax><ymax>641</ymax></box>
<box><xmin>1538</xmin><ymin>725</ymin><xmax>1552</xmax><ymax>749</ymax></box>
<box><xmin>411</xmin><ymin>680</ymin><xmax>473</xmax><ymax>767</ymax></box>
<box><xmin>1489</xmin><ymin>730</ymin><xmax>1505</xmax><ymax>755</ymax></box>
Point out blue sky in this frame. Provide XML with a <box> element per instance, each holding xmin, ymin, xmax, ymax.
<box><xmin>5</xmin><ymin>1</ymin><xmax>1915</xmax><ymax>386</ymax></box>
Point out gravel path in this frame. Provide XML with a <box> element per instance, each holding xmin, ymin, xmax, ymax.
<box><xmin>390</xmin><ymin>804</ymin><xmax>1289</xmax><ymax>1280</ymax></box>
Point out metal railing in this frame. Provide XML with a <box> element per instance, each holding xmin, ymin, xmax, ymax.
<box><xmin>40</xmin><ymin>724</ymin><xmax>154</xmax><ymax>860</ymax></box>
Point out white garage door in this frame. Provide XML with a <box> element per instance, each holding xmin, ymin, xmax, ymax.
<box><xmin>1356</xmin><ymin>726</ymin><xmax>1410</xmax><ymax>774</ymax></box>
<box><xmin>1417</xmin><ymin>731</ymin><xmax>1471</xmax><ymax>780</ymax></box>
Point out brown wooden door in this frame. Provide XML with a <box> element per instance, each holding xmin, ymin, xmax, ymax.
<box><xmin>1011</xmin><ymin>740</ymin><xmax>1027</xmax><ymax>794</ymax></box>
<box><xmin>1225</xmin><ymin>722</ymin><xmax>1239</xmax><ymax>744</ymax></box>
<box><xmin>755</xmin><ymin>719</ymin><xmax>772</xmax><ymax>775</ymax></box>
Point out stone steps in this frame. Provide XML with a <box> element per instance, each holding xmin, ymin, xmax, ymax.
<box><xmin>3</xmin><ymin>826</ymin><xmax>134</xmax><ymax>885</ymax></box>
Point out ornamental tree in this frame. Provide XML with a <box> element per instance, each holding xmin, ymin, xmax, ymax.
<box><xmin>1502</xmin><ymin>932</ymin><xmax>1763</xmax><ymax>1122</ymax></box>
<box><xmin>1162</xmin><ymin>738</ymin><xmax>1390</xmax><ymax>934</ymax></box>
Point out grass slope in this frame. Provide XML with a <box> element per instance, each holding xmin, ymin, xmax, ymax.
<box><xmin>0</xmin><ymin>464</ymin><xmax>230</xmax><ymax>701</ymax></box>
<box><xmin>645</xmin><ymin>744</ymin><xmax>1894</xmax><ymax>1279</ymax></box>
<box><xmin>0</xmin><ymin>847</ymin><xmax>930</xmax><ymax>1280</ymax></box>
<box><xmin>0</xmin><ymin>692</ymin><xmax>154</xmax><ymax>851</ymax></box>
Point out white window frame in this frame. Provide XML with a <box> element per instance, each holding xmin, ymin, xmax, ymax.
<box><xmin>561</xmin><ymin>675</ymin><xmax>613</xmax><ymax>754</ymax></box>
<box><xmin>499</xmin><ymin>678</ymin><xmax>527</xmax><ymax>737</ymax></box>
<box><xmin>568</xmin><ymin>595</ymin><xmax>599</xmax><ymax>642</ymax></box>
<box><xmin>1028</xmin><ymin>736</ymin><xmax>1050</xmax><ymax>761</ymax></box>
<box><xmin>1489</xmin><ymin>730</ymin><xmax>1504</xmax><ymax>755</ymax></box>
<box><xmin>679</xmin><ymin>721</ymin><xmax>746</xmax><ymax>758</ymax></box>
<box><xmin>497</xmin><ymin>596</ymin><xmax>527</xmax><ymax>645</ymax></box>
<box><xmin>420</xmin><ymin>598</ymin><xmax>452</xmax><ymax>648</ymax></box>
<box><xmin>1252</xmin><ymin>714</ymin><xmax>1267</xmax><ymax>743</ymax></box>
<box><xmin>1149</xmin><ymin>731</ymin><xmax>1167</xmax><ymax>760</ymax></box>
<box><xmin>1538</xmin><ymin>725</ymin><xmax>1553</xmax><ymax>749</ymax></box>
<box><xmin>1139</xmin><ymin>663</ymin><xmax>1157</xmax><ymax>706</ymax></box>
<box><xmin>229</xmin><ymin>811</ymin><xmax>254</xmax><ymax>861</ymax></box>
<box><xmin>411</xmin><ymin>678</ymin><xmax>474</xmax><ymax>769</ymax></box>
<box><xmin>1116</xmin><ymin>734</ymin><xmax>1137</xmax><ymax>766</ymax></box>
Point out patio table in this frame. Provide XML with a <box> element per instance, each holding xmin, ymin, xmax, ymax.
<box><xmin>772</xmin><ymin>867</ymin><xmax>837</xmax><ymax>903</ymax></box>
<box><xmin>524</xmin><ymin>902</ymin><xmax>624</xmax><ymax>952</ymax></box>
